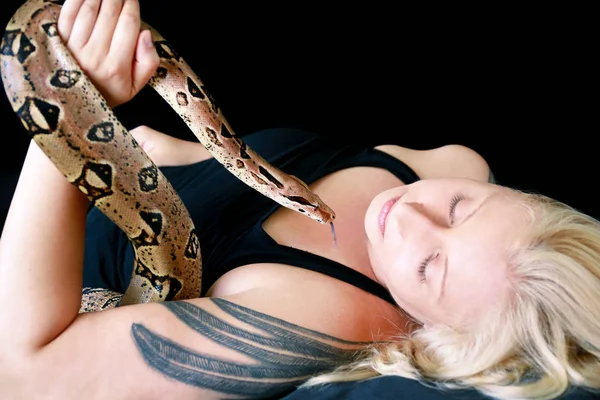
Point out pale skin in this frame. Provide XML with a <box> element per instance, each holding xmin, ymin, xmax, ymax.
<box><xmin>0</xmin><ymin>0</ymin><xmax>526</xmax><ymax>398</ymax></box>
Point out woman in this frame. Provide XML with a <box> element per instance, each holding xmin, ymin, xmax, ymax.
<box><xmin>0</xmin><ymin>1</ymin><xmax>598</xmax><ymax>399</ymax></box>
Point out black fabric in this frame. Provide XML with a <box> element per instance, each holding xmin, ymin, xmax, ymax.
<box><xmin>280</xmin><ymin>376</ymin><xmax>600</xmax><ymax>400</ymax></box>
<box><xmin>82</xmin><ymin>128</ymin><xmax>600</xmax><ymax>400</ymax></box>
<box><xmin>82</xmin><ymin>128</ymin><xmax>420</xmax><ymax>304</ymax></box>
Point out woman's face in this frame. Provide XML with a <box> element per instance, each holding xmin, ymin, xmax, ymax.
<box><xmin>364</xmin><ymin>178</ymin><xmax>527</xmax><ymax>328</ymax></box>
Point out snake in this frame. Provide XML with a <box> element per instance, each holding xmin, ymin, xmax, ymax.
<box><xmin>0</xmin><ymin>0</ymin><xmax>335</xmax><ymax>313</ymax></box>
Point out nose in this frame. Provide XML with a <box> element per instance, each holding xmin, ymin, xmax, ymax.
<box><xmin>387</xmin><ymin>201</ymin><xmax>441</xmax><ymax>238</ymax></box>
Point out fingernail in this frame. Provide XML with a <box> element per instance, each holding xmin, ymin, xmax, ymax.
<box><xmin>143</xmin><ymin>31</ymin><xmax>153</xmax><ymax>48</ymax></box>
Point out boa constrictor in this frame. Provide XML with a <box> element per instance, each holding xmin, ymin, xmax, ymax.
<box><xmin>1</xmin><ymin>0</ymin><xmax>336</xmax><ymax>312</ymax></box>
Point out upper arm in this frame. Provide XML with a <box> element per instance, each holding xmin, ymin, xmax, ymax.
<box><xmin>376</xmin><ymin>144</ymin><xmax>493</xmax><ymax>183</ymax></box>
<box><xmin>13</xmin><ymin>291</ymin><xmax>365</xmax><ymax>400</ymax></box>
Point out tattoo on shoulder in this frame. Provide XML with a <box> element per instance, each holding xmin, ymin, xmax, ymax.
<box><xmin>131</xmin><ymin>298</ymin><xmax>368</xmax><ymax>398</ymax></box>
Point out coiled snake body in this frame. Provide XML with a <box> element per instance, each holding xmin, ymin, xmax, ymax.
<box><xmin>1</xmin><ymin>0</ymin><xmax>335</xmax><ymax>312</ymax></box>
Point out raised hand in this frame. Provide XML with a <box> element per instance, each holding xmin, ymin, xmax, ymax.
<box><xmin>57</xmin><ymin>0</ymin><xmax>159</xmax><ymax>108</ymax></box>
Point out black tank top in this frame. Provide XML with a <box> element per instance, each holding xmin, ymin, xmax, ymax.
<box><xmin>82</xmin><ymin>128</ymin><xmax>421</xmax><ymax>305</ymax></box>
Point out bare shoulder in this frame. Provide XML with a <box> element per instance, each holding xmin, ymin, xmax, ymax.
<box><xmin>375</xmin><ymin>143</ymin><xmax>493</xmax><ymax>182</ymax></box>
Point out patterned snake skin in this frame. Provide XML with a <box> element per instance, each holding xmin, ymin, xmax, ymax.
<box><xmin>0</xmin><ymin>0</ymin><xmax>336</xmax><ymax>312</ymax></box>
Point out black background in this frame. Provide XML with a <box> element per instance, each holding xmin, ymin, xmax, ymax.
<box><xmin>1</xmin><ymin>1</ymin><xmax>597</xmax><ymax>234</ymax></box>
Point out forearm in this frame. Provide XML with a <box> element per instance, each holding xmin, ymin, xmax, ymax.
<box><xmin>0</xmin><ymin>140</ymin><xmax>87</xmax><ymax>355</ymax></box>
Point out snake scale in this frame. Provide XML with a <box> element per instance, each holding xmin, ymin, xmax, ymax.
<box><xmin>1</xmin><ymin>0</ymin><xmax>335</xmax><ymax>312</ymax></box>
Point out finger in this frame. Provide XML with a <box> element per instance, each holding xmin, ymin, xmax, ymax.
<box><xmin>108</xmin><ymin>0</ymin><xmax>140</xmax><ymax>69</ymax></box>
<box><xmin>67</xmin><ymin>0</ymin><xmax>101</xmax><ymax>49</ymax></box>
<box><xmin>87</xmin><ymin>0</ymin><xmax>124</xmax><ymax>54</ymax></box>
<box><xmin>131</xmin><ymin>30</ymin><xmax>160</xmax><ymax>93</ymax></box>
<box><xmin>57</xmin><ymin>0</ymin><xmax>86</xmax><ymax>42</ymax></box>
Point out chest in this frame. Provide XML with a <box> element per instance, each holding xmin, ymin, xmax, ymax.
<box><xmin>206</xmin><ymin>166</ymin><xmax>409</xmax><ymax>341</ymax></box>
<box><xmin>262</xmin><ymin>166</ymin><xmax>405</xmax><ymax>276</ymax></box>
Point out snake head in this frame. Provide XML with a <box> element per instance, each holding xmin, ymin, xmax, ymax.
<box><xmin>314</xmin><ymin>202</ymin><xmax>336</xmax><ymax>224</ymax></box>
<box><xmin>286</xmin><ymin>175</ymin><xmax>336</xmax><ymax>224</ymax></box>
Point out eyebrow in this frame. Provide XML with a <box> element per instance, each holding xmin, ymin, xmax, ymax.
<box><xmin>437</xmin><ymin>195</ymin><xmax>493</xmax><ymax>302</ymax></box>
<box><xmin>437</xmin><ymin>256</ymin><xmax>448</xmax><ymax>302</ymax></box>
<box><xmin>461</xmin><ymin>194</ymin><xmax>491</xmax><ymax>226</ymax></box>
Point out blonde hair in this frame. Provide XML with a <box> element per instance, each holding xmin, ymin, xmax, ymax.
<box><xmin>304</xmin><ymin>190</ymin><xmax>600</xmax><ymax>399</ymax></box>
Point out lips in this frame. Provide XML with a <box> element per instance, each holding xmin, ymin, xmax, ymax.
<box><xmin>379</xmin><ymin>197</ymin><xmax>401</xmax><ymax>236</ymax></box>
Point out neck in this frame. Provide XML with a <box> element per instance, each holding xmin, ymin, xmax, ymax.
<box><xmin>321</xmin><ymin>211</ymin><xmax>380</xmax><ymax>284</ymax></box>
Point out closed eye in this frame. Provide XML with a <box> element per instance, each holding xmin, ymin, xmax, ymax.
<box><xmin>418</xmin><ymin>252</ymin><xmax>438</xmax><ymax>283</ymax></box>
<box><xmin>418</xmin><ymin>194</ymin><xmax>466</xmax><ymax>283</ymax></box>
<box><xmin>449</xmin><ymin>193</ymin><xmax>466</xmax><ymax>224</ymax></box>
<box><xmin>418</xmin><ymin>254</ymin><xmax>433</xmax><ymax>283</ymax></box>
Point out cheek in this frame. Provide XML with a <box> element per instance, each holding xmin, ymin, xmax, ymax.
<box><xmin>371</xmin><ymin>245</ymin><xmax>411</xmax><ymax>291</ymax></box>
<box><xmin>374</xmin><ymin>249</ymin><xmax>434</xmax><ymax>323</ymax></box>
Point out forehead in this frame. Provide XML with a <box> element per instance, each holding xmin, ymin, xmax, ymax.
<box><xmin>468</xmin><ymin>190</ymin><xmax>526</xmax><ymax>247</ymax></box>
<box><xmin>442</xmin><ymin>189</ymin><xmax>527</xmax><ymax>324</ymax></box>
